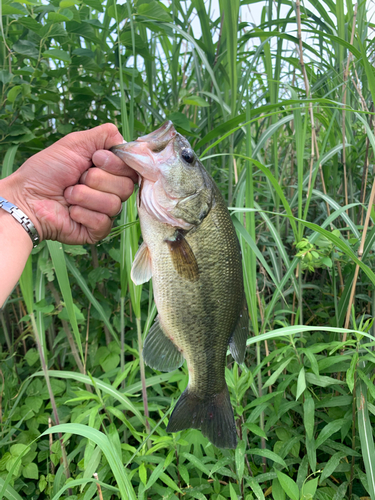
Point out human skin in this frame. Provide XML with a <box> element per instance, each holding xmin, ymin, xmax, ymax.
<box><xmin>0</xmin><ymin>123</ymin><xmax>136</xmax><ymax>307</ymax></box>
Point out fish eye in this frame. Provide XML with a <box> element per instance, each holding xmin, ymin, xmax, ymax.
<box><xmin>181</xmin><ymin>148</ymin><xmax>195</xmax><ymax>164</ymax></box>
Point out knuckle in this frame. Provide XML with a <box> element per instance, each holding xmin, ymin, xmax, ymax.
<box><xmin>84</xmin><ymin>168</ymin><xmax>101</xmax><ymax>188</ymax></box>
<box><xmin>110</xmin><ymin>197</ymin><xmax>121</xmax><ymax>214</ymax></box>
<box><xmin>100</xmin><ymin>123</ymin><xmax>119</xmax><ymax>136</ymax></box>
<box><xmin>71</xmin><ymin>184</ymin><xmax>86</xmax><ymax>203</ymax></box>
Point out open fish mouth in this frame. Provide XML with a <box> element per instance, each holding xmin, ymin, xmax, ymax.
<box><xmin>110</xmin><ymin>121</ymin><xmax>177</xmax><ymax>181</ymax></box>
<box><xmin>136</xmin><ymin>120</ymin><xmax>176</xmax><ymax>150</ymax></box>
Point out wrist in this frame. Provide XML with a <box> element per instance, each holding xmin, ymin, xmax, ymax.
<box><xmin>0</xmin><ymin>196</ymin><xmax>33</xmax><ymax>253</ymax></box>
<box><xmin>0</xmin><ymin>174</ymin><xmax>43</xmax><ymax>243</ymax></box>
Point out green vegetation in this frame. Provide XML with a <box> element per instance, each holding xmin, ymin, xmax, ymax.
<box><xmin>1</xmin><ymin>0</ymin><xmax>375</xmax><ymax>498</ymax></box>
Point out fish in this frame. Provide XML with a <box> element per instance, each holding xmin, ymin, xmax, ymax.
<box><xmin>111</xmin><ymin>121</ymin><xmax>248</xmax><ymax>449</ymax></box>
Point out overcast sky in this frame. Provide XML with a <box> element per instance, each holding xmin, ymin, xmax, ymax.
<box><xmin>189</xmin><ymin>0</ymin><xmax>375</xmax><ymax>40</ymax></box>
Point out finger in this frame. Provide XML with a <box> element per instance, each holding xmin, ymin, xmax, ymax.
<box><xmin>60</xmin><ymin>123</ymin><xmax>124</xmax><ymax>161</ymax></box>
<box><xmin>69</xmin><ymin>206</ymin><xmax>112</xmax><ymax>243</ymax></box>
<box><xmin>92</xmin><ymin>150</ymin><xmax>138</xmax><ymax>183</ymax></box>
<box><xmin>64</xmin><ymin>184</ymin><xmax>122</xmax><ymax>217</ymax></box>
<box><xmin>79</xmin><ymin>168</ymin><xmax>134</xmax><ymax>202</ymax></box>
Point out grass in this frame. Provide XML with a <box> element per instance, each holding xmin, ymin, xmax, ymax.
<box><xmin>1</xmin><ymin>0</ymin><xmax>375</xmax><ymax>499</ymax></box>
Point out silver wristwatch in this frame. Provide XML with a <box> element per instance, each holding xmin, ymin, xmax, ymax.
<box><xmin>0</xmin><ymin>196</ymin><xmax>40</xmax><ymax>248</ymax></box>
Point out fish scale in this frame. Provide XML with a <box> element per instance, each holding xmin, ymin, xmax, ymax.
<box><xmin>111</xmin><ymin>121</ymin><xmax>248</xmax><ymax>448</ymax></box>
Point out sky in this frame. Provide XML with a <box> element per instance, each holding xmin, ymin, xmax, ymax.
<box><xmin>188</xmin><ymin>0</ymin><xmax>375</xmax><ymax>40</ymax></box>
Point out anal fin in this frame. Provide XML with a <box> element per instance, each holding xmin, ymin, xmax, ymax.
<box><xmin>165</xmin><ymin>231</ymin><xmax>199</xmax><ymax>282</ymax></box>
<box><xmin>131</xmin><ymin>242</ymin><xmax>152</xmax><ymax>285</ymax></box>
<box><xmin>143</xmin><ymin>317</ymin><xmax>184</xmax><ymax>372</ymax></box>
<box><xmin>229</xmin><ymin>299</ymin><xmax>249</xmax><ymax>364</ymax></box>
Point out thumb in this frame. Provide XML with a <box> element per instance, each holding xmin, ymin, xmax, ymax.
<box><xmin>59</xmin><ymin>123</ymin><xmax>124</xmax><ymax>162</ymax></box>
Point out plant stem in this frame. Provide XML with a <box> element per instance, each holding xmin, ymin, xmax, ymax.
<box><xmin>136</xmin><ymin>317</ymin><xmax>151</xmax><ymax>444</ymax></box>
<box><xmin>30</xmin><ymin>313</ymin><xmax>71</xmax><ymax>486</ymax></box>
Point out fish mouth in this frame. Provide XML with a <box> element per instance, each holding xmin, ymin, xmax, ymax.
<box><xmin>137</xmin><ymin>120</ymin><xmax>176</xmax><ymax>149</ymax></box>
<box><xmin>110</xmin><ymin>121</ymin><xmax>177</xmax><ymax>181</ymax></box>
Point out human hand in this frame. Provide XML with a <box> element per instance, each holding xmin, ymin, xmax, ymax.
<box><xmin>2</xmin><ymin>124</ymin><xmax>136</xmax><ymax>245</ymax></box>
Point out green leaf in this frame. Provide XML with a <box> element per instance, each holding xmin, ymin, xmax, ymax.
<box><xmin>65</xmin><ymin>256</ymin><xmax>119</xmax><ymax>345</ymax></box>
<box><xmin>2</xmin><ymin>4</ymin><xmax>26</xmax><ymax>14</ymax></box>
<box><xmin>12</xmin><ymin>40</ymin><xmax>39</xmax><ymax>59</ymax></box>
<box><xmin>48</xmin><ymin>11</ymin><xmax>73</xmax><ymax>22</ymax></box>
<box><xmin>305</xmin><ymin>372</ymin><xmax>341</xmax><ymax>388</ymax></box>
<box><xmin>82</xmin><ymin>0</ymin><xmax>103</xmax><ymax>11</ymax></box>
<box><xmin>276</xmin><ymin>471</ymin><xmax>299</xmax><ymax>500</ymax></box>
<box><xmin>229</xmin><ymin>483</ymin><xmax>237</xmax><ymax>500</ymax></box>
<box><xmin>159</xmin><ymin>472</ymin><xmax>182</xmax><ymax>492</ymax></box>
<box><xmin>179</xmin><ymin>464</ymin><xmax>189</xmax><ymax>485</ymax></box>
<box><xmin>243</xmin><ymin>423</ymin><xmax>267</xmax><ymax>439</ymax></box>
<box><xmin>167</xmin><ymin>112</ymin><xmax>191</xmax><ymax>132</ymax></box>
<box><xmin>248</xmin><ymin>448</ymin><xmax>287</xmax><ymax>468</ymax></box>
<box><xmin>332</xmin><ymin>482</ymin><xmax>348</xmax><ymax>500</ymax></box>
<box><xmin>145</xmin><ymin>463</ymin><xmax>164</xmax><ymax>490</ymax></box>
<box><xmin>263</xmin><ymin>358</ymin><xmax>292</xmax><ymax>388</ymax></box>
<box><xmin>139</xmin><ymin>463</ymin><xmax>147</xmax><ymax>485</ymax></box>
<box><xmin>43</xmin><ymin>49</ymin><xmax>71</xmax><ymax>63</ymax></box>
<box><xmin>316</xmin><ymin>419</ymin><xmax>345</xmax><ymax>448</ymax></box>
<box><xmin>22</xmin><ymin>462</ymin><xmax>38</xmax><ymax>480</ymax></box>
<box><xmin>59</xmin><ymin>0</ymin><xmax>81</xmax><ymax>7</ymax></box>
<box><xmin>301</xmin><ymin>478</ymin><xmax>318</xmax><ymax>499</ymax></box>
<box><xmin>235</xmin><ymin>440</ymin><xmax>246</xmax><ymax>482</ymax></box>
<box><xmin>303</xmin><ymin>395</ymin><xmax>315</xmax><ymax>440</ymax></box>
<box><xmin>25</xmin><ymin>348</ymin><xmax>39</xmax><ymax>367</ymax></box>
<box><xmin>25</xmin><ymin>396</ymin><xmax>43</xmax><ymax>412</ymax></box>
<box><xmin>0</xmin><ymin>478</ymin><xmax>23</xmax><ymax>500</ymax></box>
<box><xmin>272</xmin><ymin>478</ymin><xmax>285</xmax><ymax>500</ymax></box>
<box><xmin>181</xmin><ymin>453</ymin><xmax>210</xmax><ymax>476</ymax></box>
<box><xmin>47</xmin><ymin>241</ymin><xmax>83</xmax><ymax>359</ymax></box>
<box><xmin>183</xmin><ymin>95</ymin><xmax>209</xmax><ymax>107</ymax></box>
<box><xmin>357</xmin><ymin>380</ymin><xmax>375</xmax><ymax>499</ymax></box>
<box><xmin>72</xmin><ymin>48</ymin><xmax>95</xmax><ymax>58</ymax></box>
<box><xmin>346</xmin><ymin>351</ymin><xmax>358</xmax><ymax>393</ymax></box>
<box><xmin>138</xmin><ymin>1</ymin><xmax>171</xmax><ymax>22</ymax></box>
<box><xmin>100</xmin><ymin>351</ymin><xmax>120</xmax><ymax>372</ymax></box>
<box><xmin>10</xmin><ymin>444</ymin><xmax>28</xmax><ymax>457</ymax></box>
<box><xmin>319</xmin><ymin>452</ymin><xmax>346</xmax><ymax>484</ymax></box>
<box><xmin>41</xmin><ymin>424</ymin><xmax>136</xmax><ymax>499</ymax></box>
<box><xmin>296</xmin><ymin>366</ymin><xmax>306</xmax><ymax>400</ymax></box>
<box><xmin>1</xmin><ymin>144</ymin><xmax>18</xmax><ymax>178</ymax></box>
<box><xmin>7</xmin><ymin>85</ymin><xmax>22</xmax><ymax>103</ymax></box>
<box><xmin>19</xmin><ymin>256</ymin><xmax>33</xmax><ymax>315</ymax></box>
<box><xmin>247</xmin><ymin>478</ymin><xmax>265</xmax><ymax>500</ymax></box>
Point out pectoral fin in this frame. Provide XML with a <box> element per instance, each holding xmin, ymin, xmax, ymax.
<box><xmin>143</xmin><ymin>317</ymin><xmax>185</xmax><ymax>372</ymax></box>
<box><xmin>165</xmin><ymin>231</ymin><xmax>199</xmax><ymax>282</ymax></box>
<box><xmin>131</xmin><ymin>242</ymin><xmax>152</xmax><ymax>285</ymax></box>
<box><xmin>229</xmin><ymin>300</ymin><xmax>249</xmax><ymax>364</ymax></box>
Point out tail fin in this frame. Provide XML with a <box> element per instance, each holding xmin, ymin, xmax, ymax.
<box><xmin>166</xmin><ymin>385</ymin><xmax>237</xmax><ymax>449</ymax></box>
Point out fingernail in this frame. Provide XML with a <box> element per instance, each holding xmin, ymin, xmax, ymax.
<box><xmin>80</xmin><ymin>171</ymin><xmax>88</xmax><ymax>183</ymax></box>
<box><xmin>65</xmin><ymin>186</ymin><xmax>73</xmax><ymax>199</ymax></box>
<box><xmin>93</xmin><ymin>150</ymin><xmax>109</xmax><ymax>168</ymax></box>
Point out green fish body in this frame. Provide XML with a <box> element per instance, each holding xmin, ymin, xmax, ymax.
<box><xmin>111</xmin><ymin>122</ymin><xmax>248</xmax><ymax>448</ymax></box>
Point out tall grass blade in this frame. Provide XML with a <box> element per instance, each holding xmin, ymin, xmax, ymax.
<box><xmin>41</xmin><ymin>424</ymin><xmax>137</xmax><ymax>500</ymax></box>
<box><xmin>1</xmin><ymin>145</ymin><xmax>18</xmax><ymax>179</ymax></box>
<box><xmin>65</xmin><ymin>256</ymin><xmax>119</xmax><ymax>345</ymax></box>
<box><xmin>357</xmin><ymin>380</ymin><xmax>375</xmax><ymax>500</ymax></box>
<box><xmin>47</xmin><ymin>241</ymin><xmax>84</xmax><ymax>360</ymax></box>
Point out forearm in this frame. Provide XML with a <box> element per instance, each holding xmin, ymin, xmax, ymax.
<box><xmin>0</xmin><ymin>178</ymin><xmax>33</xmax><ymax>308</ymax></box>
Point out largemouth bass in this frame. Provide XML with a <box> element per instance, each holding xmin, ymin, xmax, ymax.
<box><xmin>111</xmin><ymin>121</ymin><xmax>248</xmax><ymax>449</ymax></box>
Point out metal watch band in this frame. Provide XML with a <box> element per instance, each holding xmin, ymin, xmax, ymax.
<box><xmin>0</xmin><ymin>196</ymin><xmax>40</xmax><ymax>248</ymax></box>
